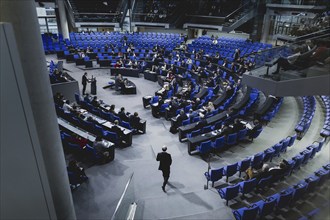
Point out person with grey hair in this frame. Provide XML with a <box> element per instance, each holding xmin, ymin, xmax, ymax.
<box><xmin>156</xmin><ymin>146</ymin><xmax>172</xmax><ymax>192</ymax></box>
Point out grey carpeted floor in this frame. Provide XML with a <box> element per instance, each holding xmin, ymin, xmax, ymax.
<box><xmin>47</xmin><ymin>55</ymin><xmax>330</xmax><ymax>220</ymax></box>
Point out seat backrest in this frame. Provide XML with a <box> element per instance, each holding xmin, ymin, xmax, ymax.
<box><xmin>226</xmin><ymin>184</ymin><xmax>240</xmax><ymax>200</ymax></box>
<box><xmin>277</xmin><ymin>189</ymin><xmax>294</xmax><ymax>209</ymax></box>
<box><xmin>202</xmin><ymin>125</ymin><xmax>213</xmax><ymax>133</ymax></box>
<box><xmin>210</xmin><ymin>167</ymin><xmax>224</xmax><ymax>182</ymax></box>
<box><xmin>252</xmin><ymin>152</ymin><xmax>264</xmax><ymax>168</ymax></box>
<box><xmin>251</xmin><ymin>128</ymin><xmax>263</xmax><ymax>139</ymax></box>
<box><xmin>226</xmin><ymin>162</ymin><xmax>238</xmax><ymax>177</ymax></box>
<box><xmin>241</xmin><ymin>178</ymin><xmax>258</xmax><ymax>193</ymax></box>
<box><xmin>288</xmin><ymin>134</ymin><xmax>297</xmax><ymax>146</ymax></box>
<box><xmin>241</xmin><ymin>206</ymin><xmax>259</xmax><ymax>220</ymax></box>
<box><xmin>260</xmin><ymin>197</ymin><xmax>277</xmax><ymax>217</ymax></box>
<box><xmin>227</xmin><ymin>133</ymin><xmax>238</xmax><ymax>144</ymax></box>
<box><xmin>121</xmin><ymin>121</ymin><xmax>131</xmax><ymax>129</ymax></box>
<box><xmin>238</xmin><ymin>129</ymin><xmax>248</xmax><ymax>140</ymax></box>
<box><xmin>182</xmin><ymin>119</ymin><xmax>190</xmax><ymax>126</ymax></box>
<box><xmin>239</xmin><ymin>158</ymin><xmax>252</xmax><ymax>172</ymax></box>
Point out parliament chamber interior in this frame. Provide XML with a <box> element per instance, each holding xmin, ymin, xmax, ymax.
<box><xmin>1</xmin><ymin>0</ymin><xmax>330</xmax><ymax>219</ymax></box>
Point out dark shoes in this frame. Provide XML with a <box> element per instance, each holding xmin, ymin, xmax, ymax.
<box><xmin>162</xmin><ymin>186</ymin><xmax>166</xmax><ymax>192</ymax></box>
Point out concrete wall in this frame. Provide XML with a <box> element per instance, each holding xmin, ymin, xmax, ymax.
<box><xmin>1</xmin><ymin>23</ymin><xmax>56</xmax><ymax>220</ymax></box>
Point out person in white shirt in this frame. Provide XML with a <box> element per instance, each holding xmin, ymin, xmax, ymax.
<box><xmin>63</xmin><ymin>100</ymin><xmax>73</xmax><ymax>113</ymax></box>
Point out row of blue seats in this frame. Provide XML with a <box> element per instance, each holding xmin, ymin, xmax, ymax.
<box><xmin>204</xmin><ymin>134</ymin><xmax>297</xmax><ymax>188</ymax></box>
<box><xmin>56</xmin><ymin>106</ymin><xmax>121</xmax><ymax>145</ymax></box>
<box><xmin>260</xmin><ymin>98</ymin><xmax>284</xmax><ymax>123</ymax></box>
<box><xmin>60</xmin><ymin>130</ymin><xmax>101</xmax><ymax>163</ymax></box>
<box><xmin>218</xmin><ymin>138</ymin><xmax>326</xmax><ymax>207</ymax></box>
<box><xmin>196</xmin><ymin>127</ymin><xmax>263</xmax><ymax>155</ymax></box>
<box><xmin>74</xmin><ymin>95</ymin><xmax>135</xmax><ymax>131</ymax></box>
<box><xmin>232</xmin><ymin>164</ymin><xmax>330</xmax><ymax>220</ymax></box>
<box><xmin>320</xmin><ymin>96</ymin><xmax>330</xmax><ymax>137</ymax></box>
<box><xmin>295</xmin><ymin>96</ymin><xmax>316</xmax><ymax>138</ymax></box>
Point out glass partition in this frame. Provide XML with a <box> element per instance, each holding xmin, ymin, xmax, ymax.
<box><xmin>111</xmin><ymin>173</ymin><xmax>137</xmax><ymax>220</ymax></box>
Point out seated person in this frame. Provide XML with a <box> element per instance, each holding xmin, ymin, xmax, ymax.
<box><xmin>93</xmin><ymin>136</ymin><xmax>112</xmax><ymax>163</ymax></box>
<box><xmin>109</xmin><ymin>120</ymin><xmax>125</xmax><ymax>144</ymax></box>
<box><xmin>255</xmin><ymin>164</ymin><xmax>271</xmax><ymax>181</ymax></box>
<box><xmin>86</xmin><ymin>116</ymin><xmax>99</xmax><ymax>124</ymax></box>
<box><xmin>54</xmin><ymin>92</ymin><xmax>64</xmax><ymax>107</ymax></box>
<box><xmin>118</xmin><ymin>107</ymin><xmax>130</xmax><ymax>122</ymax></box>
<box><xmin>192</xmin><ymin>98</ymin><xmax>201</xmax><ymax>111</ymax></box>
<box><xmin>67</xmin><ymin>160</ymin><xmax>88</xmax><ymax>186</ymax></box>
<box><xmin>63</xmin><ymin>100</ymin><xmax>73</xmax><ymax>113</ymax></box>
<box><xmin>91</xmin><ymin>96</ymin><xmax>100</xmax><ymax>108</ymax></box>
<box><xmin>152</xmin><ymin>96</ymin><xmax>164</xmax><ymax>118</ymax></box>
<box><xmin>84</xmin><ymin>93</ymin><xmax>93</xmax><ymax>103</ymax></box>
<box><xmin>232</xmin><ymin>118</ymin><xmax>246</xmax><ymax>133</ymax></box>
<box><xmin>219</xmin><ymin>123</ymin><xmax>234</xmax><ymax>137</ymax></box>
<box><xmin>107</xmin><ymin>104</ymin><xmax>116</xmax><ymax>115</ymax></box>
<box><xmin>194</xmin><ymin>115</ymin><xmax>207</xmax><ymax>130</ymax></box>
<box><xmin>115</xmin><ymin>74</ymin><xmax>123</xmax><ymax>91</ymax></box>
<box><xmin>129</xmin><ymin>112</ymin><xmax>141</xmax><ymax>131</ymax></box>
<box><xmin>170</xmin><ymin>110</ymin><xmax>188</xmax><ymax>133</ymax></box>
<box><xmin>247</xmin><ymin>120</ymin><xmax>262</xmax><ymax>138</ymax></box>
<box><xmin>269</xmin><ymin>159</ymin><xmax>289</xmax><ymax>177</ymax></box>
<box><xmin>188</xmin><ymin>109</ymin><xmax>198</xmax><ymax>122</ymax></box>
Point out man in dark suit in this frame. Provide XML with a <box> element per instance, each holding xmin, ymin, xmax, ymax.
<box><xmin>82</xmin><ymin>72</ymin><xmax>89</xmax><ymax>95</ymax></box>
<box><xmin>156</xmin><ymin>146</ymin><xmax>172</xmax><ymax>192</ymax></box>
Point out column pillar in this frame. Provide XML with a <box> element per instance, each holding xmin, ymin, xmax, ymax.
<box><xmin>261</xmin><ymin>8</ymin><xmax>272</xmax><ymax>43</ymax></box>
<box><xmin>56</xmin><ymin>0</ymin><xmax>70</xmax><ymax>39</ymax></box>
<box><xmin>0</xmin><ymin>1</ymin><xmax>76</xmax><ymax>219</ymax></box>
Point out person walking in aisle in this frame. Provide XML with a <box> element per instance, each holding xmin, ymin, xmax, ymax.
<box><xmin>156</xmin><ymin>146</ymin><xmax>172</xmax><ymax>192</ymax></box>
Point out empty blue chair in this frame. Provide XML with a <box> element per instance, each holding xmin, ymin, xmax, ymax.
<box><xmin>75</xmin><ymin>93</ymin><xmax>82</xmax><ymax>104</ymax></box>
<box><xmin>255</xmin><ymin>196</ymin><xmax>277</xmax><ymax>218</ymax></box>
<box><xmin>192</xmin><ymin>116</ymin><xmax>200</xmax><ymax>123</ymax></box>
<box><xmin>103</xmin><ymin>130</ymin><xmax>118</xmax><ymax>145</ymax></box>
<box><xmin>292</xmin><ymin>154</ymin><xmax>304</xmax><ymax>172</ymax></box>
<box><xmin>249</xmin><ymin>128</ymin><xmax>263</xmax><ymax>141</ymax></box>
<box><xmin>307</xmin><ymin>144</ymin><xmax>319</xmax><ymax>159</ymax></box>
<box><xmin>202</xmin><ymin>125</ymin><xmax>213</xmax><ymax>133</ymax></box>
<box><xmin>280</xmin><ymin>137</ymin><xmax>290</xmax><ymax>153</ymax></box>
<box><xmin>196</xmin><ymin>140</ymin><xmax>212</xmax><ymax>155</ymax></box>
<box><xmin>239</xmin><ymin>178</ymin><xmax>258</xmax><ymax>197</ymax></box>
<box><xmin>288</xmin><ymin>134</ymin><xmax>297</xmax><ymax>147</ymax></box>
<box><xmin>273</xmin><ymin>188</ymin><xmax>294</xmax><ymax>211</ymax></box>
<box><xmin>301</xmin><ymin>149</ymin><xmax>313</xmax><ymax>164</ymax></box>
<box><xmin>211</xmin><ymin>136</ymin><xmax>226</xmax><ymax>151</ymax></box>
<box><xmin>305</xmin><ymin>175</ymin><xmax>320</xmax><ymax>193</ymax></box>
<box><xmin>237</xmin><ymin>129</ymin><xmax>248</xmax><ymax>141</ymax></box>
<box><xmin>159</xmin><ymin>103</ymin><xmax>169</xmax><ymax>116</ymax></box>
<box><xmin>187</xmin><ymin>129</ymin><xmax>201</xmax><ymax>139</ymax></box>
<box><xmin>121</xmin><ymin>121</ymin><xmax>132</xmax><ymax>130</ymax></box>
<box><xmin>218</xmin><ymin>184</ymin><xmax>240</xmax><ymax>205</ymax></box>
<box><xmin>204</xmin><ymin>167</ymin><xmax>224</xmax><ymax>187</ymax></box>
<box><xmin>227</xmin><ymin>133</ymin><xmax>238</xmax><ymax>146</ymax></box>
<box><xmin>232</xmin><ymin>205</ymin><xmax>259</xmax><ymax>220</ymax></box>
<box><xmin>251</xmin><ymin>152</ymin><xmax>264</xmax><ymax>169</ymax></box>
<box><xmin>263</xmin><ymin>148</ymin><xmax>275</xmax><ymax>162</ymax></box>
<box><xmin>272</xmin><ymin>142</ymin><xmax>282</xmax><ymax>158</ymax></box>
<box><xmin>149</xmin><ymin>96</ymin><xmax>159</xmax><ymax>105</ymax></box>
<box><xmin>257</xmin><ymin>175</ymin><xmax>272</xmax><ymax>191</ymax></box>
<box><xmin>291</xmin><ymin>181</ymin><xmax>308</xmax><ymax>203</ymax></box>
<box><xmin>238</xmin><ymin>158</ymin><xmax>251</xmax><ymax>177</ymax></box>
<box><xmin>182</xmin><ymin>119</ymin><xmax>190</xmax><ymax>126</ymax></box>
<box><xmin>224</xmin><ymin>162</ymin><xmax>238</xmax><ymax>182</ymax></box>
<box><xmin>93</xmin><ymin>124</ymin><xmax>104</xmax><ymax>135</ymax></box>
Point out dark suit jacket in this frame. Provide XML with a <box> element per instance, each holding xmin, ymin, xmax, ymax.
<box><xmin>156</xmin><ymin>152</ymin><xmax>172</xmax><ymax>173</ymax></box>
